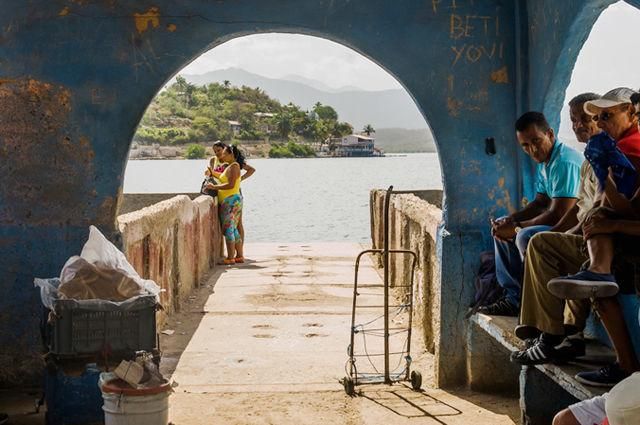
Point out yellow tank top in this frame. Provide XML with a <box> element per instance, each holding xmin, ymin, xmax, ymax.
<box><xmin>217</xmin><ymin>162</ymin><xmax>241</xmax><ymax>202</ymax></box>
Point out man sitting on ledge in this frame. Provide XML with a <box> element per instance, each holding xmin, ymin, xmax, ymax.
<box><xmin>479</xmin><ymin>111</ymin><xmax>583</xmax><ymax>316</ymax></box>
<box><xmin>512</xmin><ymin>88</ymin><xmax>640</xmax><ymax>386</ymax></box>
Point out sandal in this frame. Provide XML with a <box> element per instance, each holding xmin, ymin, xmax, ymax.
<box><xmin>218</xmin><ymin>258</ymin><xmax>235</xmax><ymax>265</ymax></box>
<box><xmin>234</xmin><ymin>257</ymin><xmax>245</xmax><ymax>263</ymax></box>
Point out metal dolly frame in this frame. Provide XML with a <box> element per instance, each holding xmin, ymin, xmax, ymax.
<box><xmin>342</xmin><ymin>186</ymin><xmax>421</xmax><ymax>395</ymax></box>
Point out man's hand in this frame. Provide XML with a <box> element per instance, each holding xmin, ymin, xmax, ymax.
<box><xmin>583</xmin><ymin>215</ymin><xmax>617</xmax><ymax>239</ymax></box>
<box><xmin>491</xmin><ymin>217</ymin><xmax>516</xmax><ymax>241</ymax></box>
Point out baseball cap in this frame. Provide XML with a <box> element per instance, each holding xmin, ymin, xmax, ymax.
<box><xmin>605</xmin><ymin>372</ymin><xmax>640</xmax><ymax>425</ymax></box>
<box><xmin>584</xmin><ymin>87</ymin><xmax>636</xmax><ymax>115</ymax></box>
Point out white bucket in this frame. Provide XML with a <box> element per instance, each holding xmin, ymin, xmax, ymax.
<box><xmin>100</xmin><ymin>373</ymin><xmax>171</xmax><ymax>425</ymax></box>
<box><xmin>102</xmin><ymin>390</ymin><xmax>170</xmax><ymax>425</ymax></box>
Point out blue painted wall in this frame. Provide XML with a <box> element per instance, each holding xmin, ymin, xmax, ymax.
<box><xmin>0</xmin><ymin>0</ymin><xmax>634</xmax><ymax>386</ymax></box>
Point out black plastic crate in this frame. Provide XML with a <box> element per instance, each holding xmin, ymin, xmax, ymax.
<box><xmin>46</xmin><ymin>295</ymin><xmax>157</xmax><ymax>357</ymax></box>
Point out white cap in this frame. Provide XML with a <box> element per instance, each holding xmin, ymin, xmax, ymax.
<box><xmin>605</xmin><ymin>372</ymin><xmax>640</xmax><ymax>425</ymax></box>
<box><xmin>584</xmin><ymin>87</ymin><xmax>636</xmax><ymax>115</ymax></box>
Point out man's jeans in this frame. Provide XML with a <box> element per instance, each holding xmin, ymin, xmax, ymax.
<box><xmin>494</xmin><ymin>224</ymin><xmax>551</xmax><ymax>308</ymax></box>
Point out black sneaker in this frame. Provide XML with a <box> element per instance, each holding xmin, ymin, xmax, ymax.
<box><xmin>515</xmin><ymin>324</ymin><xmax>541</xmax><ymax>341</ymax></box>
<box><xmin>477</xmin><ymin>297</ymin><xmax>519</xmax><ymax>317</ymax></box>
<box><xmin>554</xmin><ymin>333</ymin><xmax>585</xmax><ymax>360</ymax></box>
<box><xmin>575</xmin><ymin>363</ymin><xmax>631</xmax><ymax>387</ymax></box>
<box><xmin>0</xmin><ymin>413</ymin><xmax>7</xmax><ymax>425</ymax></box>
<box><xmin>510</xmin><ymin>337</ymin><xmax>558</xmax><ymax>365</ymax></box>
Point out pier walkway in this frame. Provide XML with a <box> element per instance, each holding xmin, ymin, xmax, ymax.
<box><xmin>162</xmin><ymin>243</ymin><xmax>519</xmax><ymax>424</ymax></box>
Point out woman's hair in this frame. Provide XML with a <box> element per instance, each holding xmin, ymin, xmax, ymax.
<box><xmin>225</xmin><ymin>144</ymin><xmax>246</xmax><ymax>169</ymax></box>
<box><xmin>213</xmin><ymin>141</ymin><xmax>228</xmax><ymax>150</ymax></box>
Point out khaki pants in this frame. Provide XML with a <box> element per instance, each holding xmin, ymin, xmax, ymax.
<box><xmin>520</xmin><ymin>232</ymin><xmax>591</xmax><ymax>335</ymax></box>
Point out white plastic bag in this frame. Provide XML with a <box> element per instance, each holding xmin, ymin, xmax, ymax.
<box><xmin>34</xmin><ymin>278</ymin><xmax>61</xmax><ymax>310</ymax></box>
<box><xmin>58</xmin><ymin>226</ymin><xmax>160</xmax><ymax>301</ymax></box>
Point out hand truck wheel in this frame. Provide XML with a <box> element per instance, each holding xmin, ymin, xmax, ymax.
<box><xmin>410</xmin><ymin>370</ymin><xmax>422</xmax><ymax>391</ymax></box>
<box><xmin>342</xmin><ymin>376</ymin><xmax>355</xmax><ymax>396</ymax></box>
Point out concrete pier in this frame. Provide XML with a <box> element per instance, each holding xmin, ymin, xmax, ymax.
<box><xmin>162</xmin><ymin>243</ymin><xmax>518</xmax><ymax>424</ymax></box>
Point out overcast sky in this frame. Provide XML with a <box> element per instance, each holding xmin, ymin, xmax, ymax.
<box><xmin>180</xmin><ymin>34</ymin><xmax>402</xmax><ymax>91</ymax></box>
<box><xmin>180</xmin><ymin>1</ymin><xmax>639</xmax><ymax>137</ymax></box>
<box><xmin>558</xmin><ymin>1</ymin><xmax>640</xmax><ymax>144</ymax></box>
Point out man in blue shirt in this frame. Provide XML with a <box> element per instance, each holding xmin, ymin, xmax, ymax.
<box><xmin>479</xmin><ymin>112</ymin><xmax>583</xmax><ymax>316</ymax></box>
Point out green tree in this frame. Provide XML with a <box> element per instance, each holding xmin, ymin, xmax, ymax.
<box><xmin>313</xmin><ymin>102</ymin><xmax>338</xmax><ymax>121</ymax></box>
<box><xmin>363</xmin><ymin>124</ymin><xmax>375</xmax><ymax>136</ymax></box>
<box><xmin>335</xmin><ymin>122</ymin><xmax>354</xmax><ymax>137</ymax></box>
<box><xmin>185</xmin><ymin>143</ymin><xmax>206</xmax><ymax>159</ymax></box>
<box><xmin>274</xmin><ymin>112</ymin><xmax>293</xmax><ymax>139</ymax></box>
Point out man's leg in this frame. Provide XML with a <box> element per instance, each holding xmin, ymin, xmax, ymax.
<box><xmin>477</xmin><ymin>237</ymin><xmax>522</xmax><ymax>316</ymax></box>
<box><xmin>595</xmin><ymin>297</ymin><xmax>640</xmax><ymax>373</ymax></box>
<box><xmin>550</xmin><ymin>234</ymin><xmax>639</xmax><ymax>386</ymax></box>
<box><xmin>547</xmin><ymin>209</ymin><xmax>619</xmax><ymax>299</ymax></box>
<box><xmin>519</xmin><ymin>233</ymin><xmax>589</xmax><ymax>335</ymax></box>
<box><xmin>514</xmin><ymin>225</ymin><xmax>552</xmax><ymax>259</ymax></box>
<box><xmin>575</xmin><ymin>295</ymin><xmax>640</xmax><ymax>386</ymax></box>
<box><xmin>513</xmin><ymin>232</ymin><xmax>590</xmax><ymax>364</ymax></box>
<box><xmin>494</xmin><ymin>237</ymin><xmax>522</xmax><ymax>308</ymax></box>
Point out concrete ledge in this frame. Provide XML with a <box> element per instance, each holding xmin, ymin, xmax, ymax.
<box><xmin>118</xmin><ymin>192</ymin><xmax>201</xmax><ymax>215</ymax></box>
<box><xmin>117</xmin><ymin>194</ymin><xmax>222</xmax><ymax>325</ymax></box>
<box><xmin>370</xmin><ymin>189</ymin><xmax>442</xmax><ymax>353</ymax></box>
<box><xmin>470</xmin><ymin>312</ymin><xmax>613</xmax><ymax>424</ymax></box>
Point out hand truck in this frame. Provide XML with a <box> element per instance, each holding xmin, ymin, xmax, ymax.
<box><xmin>342</xmin><ymin>186</ymin><xmax>421</xmax><ymax>395</ymax></box>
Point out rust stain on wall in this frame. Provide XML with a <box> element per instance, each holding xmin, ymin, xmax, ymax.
<box><xmin>490</xmin><ymin>66</ymin><xmax>509</xmax><ymax>84</ymax></box>
<box><xmin>134</xmin><ymin>7</ymin><xmax>160</xmax><ymax>34</ymax></box>
<box><xmin>0</xmin><ymin>79</ymin><xmax>96</xmax><ymax>226</ymax></box>
<box><xmin>446</xmin><ymin>96</ymin><xmax>461</xmax><ymax>116</ymax></box>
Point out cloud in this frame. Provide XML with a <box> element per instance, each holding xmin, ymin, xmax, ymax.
<box><xmin>180</xmin><ymin>33</ymin><xmax>402</xmax><ymax>91</ymax></box>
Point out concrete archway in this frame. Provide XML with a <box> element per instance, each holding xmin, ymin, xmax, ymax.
<box><xmin>0</xmin><ymin>1</ymin><xmax>523</xmax><ymax>386</ymax></box>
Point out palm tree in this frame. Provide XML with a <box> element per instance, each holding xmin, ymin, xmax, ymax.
<box><xmin>363</xmin><ymin>124</ymin><xmax>375</xmax><ymax>136</ymax></box>
<box><xmin>275</xmin><ymin>113</ymin><xmax>292</xmax><ymax>139</ymax></box>
<box><xmin>223</xmin><ymin>80</ymin><xmax>230</xmax><ymax>88</ymax></box>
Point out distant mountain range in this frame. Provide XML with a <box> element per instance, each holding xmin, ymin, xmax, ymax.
<box><xmin>182</xmin><ymin>68</ymin><xmax>429</xmax><ymax>131</ymax></box>
<box><xmin>374</xmin><ymin>128</ymin><xmax>436</xmax><ymax>153</ymax></box>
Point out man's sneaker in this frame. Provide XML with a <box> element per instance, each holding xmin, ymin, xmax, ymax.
<box><xmin>477</xmin><ymin>297</ymin><xmax>519</xmax><ymax>317</ymax></box>
<box><xmin>515</xmin><ymin>324</ymin><xmax>541</xmax><ymax>341</ymax></box>
<box><xmin>547</xmin><ymin>270</ymin><xmax>619</xmax><ymax>300</ymax></box>
<box><xmin>554</xmin><ymin>333</ymin><xmax>586</xmax><ymax>360</ymax></box>
<box><xmin>511</xmin><ymin>338</ymin><xmax>558</xmax><ymax>365</ymax></box>
<box><xmin>575</xmin><ymin>363</ymin><xmax>631</xmax><ymax>387</ymax></box>
<box><xmin>0</xmin><ymin>412</ymin><xmax>7</xmax><ymax>425</ymax></box>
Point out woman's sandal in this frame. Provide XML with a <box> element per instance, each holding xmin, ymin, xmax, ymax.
<box><xmin>219</xmin><ymin>258</ymin><xmax>235</xmax><ymax>265</ymax></box>
<box><xmin>234</xmin><ymin>257</ymin><xmax>245</xmax><ymax>263</ymax></box>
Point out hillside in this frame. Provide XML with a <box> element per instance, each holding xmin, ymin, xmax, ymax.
<box><xmin>134</xmin><ymin>77</ymin><xmax>354</xmax><ymax>155</ymax></box>
<box><xmin>374</xmin><ymin>128</ymin><xmax>436</xmax><ymax>153</ymax></box>
<box><xmin>182</xmin><ymin>68</ymin><xmax>428</xmax><ymax>130</ymax></box>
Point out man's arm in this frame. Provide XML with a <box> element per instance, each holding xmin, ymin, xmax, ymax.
<box><xmin>520</xmin><ymin>197</ymin><xmax>578</xmax><ymax>227</ymax></box>
<box><xmin>492</xmin><ymin>193</ymin><xmax>552</xmax><ymax>240</ymax></box>
<box><xmin>583</xmin><ymin>217</ymin><xmax>640</xmax><ymax>239</ymax></box>
<box><xmin>510</xmin><ymin>193</ymin><xmax>550</xmax><ymax>222</ymax></box>
<box><xmin>550</xmin><ymin>203</ymin><xmax>580</xmax><ymax>233</ymax></box>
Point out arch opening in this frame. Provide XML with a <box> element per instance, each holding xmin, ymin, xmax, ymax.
<box><xmin>558</xmin><ymin>1</ymin><xmax>640</xmax><ymax>150</ymax></box>
<box><xmin>122</xmin><ymin>33</ymin><xmax>443</xmax><ymax>243</ymax></box>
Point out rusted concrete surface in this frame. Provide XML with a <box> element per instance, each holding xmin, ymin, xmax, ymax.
<box><xmin>162</xmin><ymin>242</ymin><xmax>518</xmax><ymax>424</ymax></box>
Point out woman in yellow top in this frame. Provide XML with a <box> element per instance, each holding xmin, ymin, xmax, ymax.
<box><xmin>208</xmin><ymin>141</ymin><xmax>255</xmax><ymax>243</ymax></box>
<box><xmin>206</xmin><ymin>145</ymin><xmax>245</xmax><ymax>265</ymax></box>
